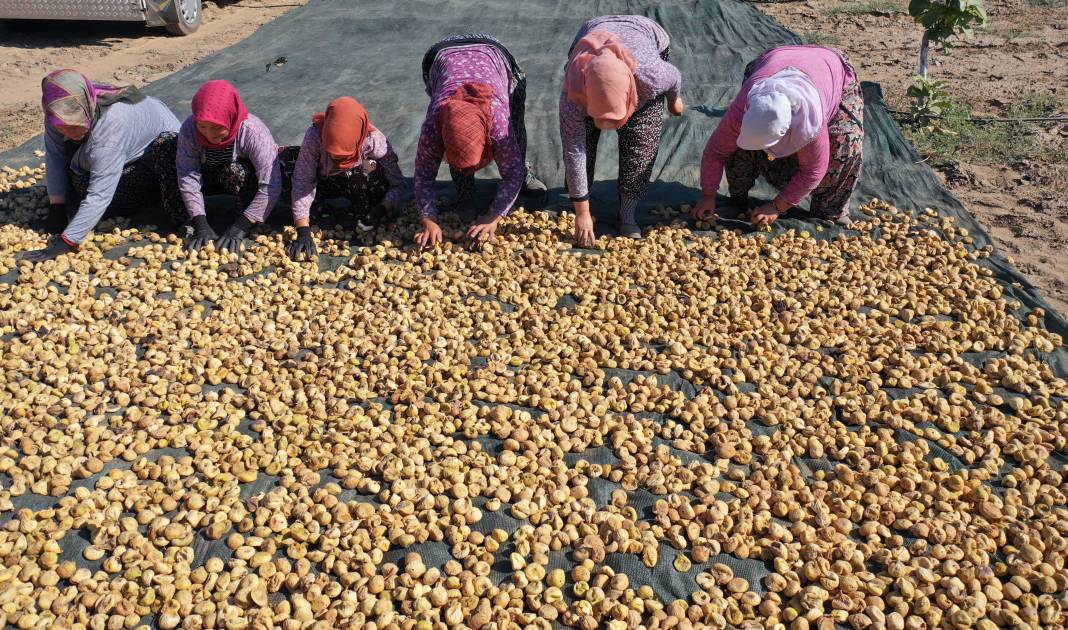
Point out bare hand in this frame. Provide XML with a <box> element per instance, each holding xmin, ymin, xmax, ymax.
<box><xmin>691</xmin><ymin>194</ymin><xmax>717</xmax><ymax>221</ymax></box>
<box><xmin>466</xmin><ymin>215</ymin><xmax>501</xmax><ymax>249</ymax></box>
<box><xmin>414</xmin><ymin>218</ymin><xmax>443</xmax><ymax>249</ymax></box>
<box><xmin>750</xmin><ymin>202</ymin><xmax>782</xmax><ymax>227</ymax></box>
<box><xmin>668</xmin><ymin>95</ymin><xmax>685</xmax><ymax>116</ymax></box>
<box><xmin>574</xmin><ymin>212</ymin><xmax>596</xmax><ymax>248</ymax></box>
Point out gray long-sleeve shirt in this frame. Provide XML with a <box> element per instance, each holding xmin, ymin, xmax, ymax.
<box><xmin>45</xmin><ymin>97</ymin><xmax>180</xmax><ymax>245</ymax></box>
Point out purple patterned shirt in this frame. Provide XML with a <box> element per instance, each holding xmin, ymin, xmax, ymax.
<box><xmin>176</xmin><ymin>113</ymin><xmax>282</xmax><ymax>222</ymax></box>
<box><xmin>290</xmin><ymin>125</ymin><xmax>408</xmax><ymax>221</ymax></box>
<box><xmin>560</xmin><ymin>15</ymin><xmax>683</xmax><ymax>201</ymax></box>
<box><xmin>414</xmin><ymin>44</ymin><xmax>523</xmax><ymax>220</ymax></box>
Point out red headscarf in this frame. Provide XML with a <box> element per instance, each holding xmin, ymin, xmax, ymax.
<box><xmin>436</xmin><ymin>82</ymin><xmax>494</xmax><ymax>172</ymax></box>
<box><xmin>191</xmin><ymin>79</ymin><xmax>249</xmax><ymax>150</ymax></box>
<box><xmin>564</xmin><ymin>32</ymin><xmax>638</xmax><ymax>129</ymax></box>
<box><xmin>312</xmin><ymin>97</ymin><xmax>375</xmax><ymax>171</ymax></box>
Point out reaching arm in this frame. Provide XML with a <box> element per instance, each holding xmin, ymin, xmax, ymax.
<box><xmin>61</xmin><ymin>142</ymin><xmax>125</xmax><ymax>245</ymax></box>
<box><xmin>43</xmin><ymin>126</ymin><xmax>71</xmax><ymax>204</ymax></box>
<box><xmin>559</xmin><ymin>91</ymin><xmax>590</xmax><ymax>202</ymax></box>
<box><xmin>238</xmin><ymin>119</ymin><xmax>282</xmax><ymax>223</ymax></box>
<box><xmin>779</xmin><ymin>131</ymin><xmax>830</xmax><ymax>206</ymax></box>
<box><xmin>413</xmin><ymin>112</ymin><xmax>445</xmax><ymax>220</ymax></box>
<box><xmin>366</xmin><ymin>129</ymin><xmax>408</xmax><ymax>209</ymax></box>
<box><xmin>175</xmin><ymin>123</ymin><xmax>206</xmax><ymax>220</ymax></box>
<box><xmin>488</xmin><ymin>129</ymin><xmax>523</xmax><ymax>218</ymax></box>
<box><xmin>699</xmin><ymin>92</ymin><xmax>746</xmax><ymax>196</ymax></box>
<box><xmin>290</xmin><ymin>127</ymin><xmax>322</xmax><ymax>225</ymax></box>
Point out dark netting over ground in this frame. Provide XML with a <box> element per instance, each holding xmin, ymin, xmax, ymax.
<box><xmin>0</xmin><ymin>0</ymin><xmax>1065</xmax><ymax>629</ymax></box>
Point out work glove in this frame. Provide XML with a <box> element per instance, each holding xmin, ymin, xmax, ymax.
<box><xmin>286</xmin><ymin>226</ymin><xmax>317</xmax><ymax>261</ymax></box>
<box><xmin>20</xmin><ymin>236</ymin><xmax>75</xmax><ymax>263</ymax></box>
<box><xmin>185</xmin><ymin>215</ymin><xmax>218</xmax><ymax>251</ymax></box>
<box><xmin>44</xmin><ymin>202</ymin><xmax>69</xmax><ymax>234</ymax></box>
<box><xmin>216</xmin><ymin>214</ymin><xmax>253</xmax><ymax>255</ymax></box>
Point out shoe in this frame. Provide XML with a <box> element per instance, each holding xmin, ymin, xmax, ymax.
<box><xmin>827</xmin><ymin>208</ymin><xmax>853</xmax><ymax>227</ymax></box>
<box><xmin>521</xmin><ymin>163</ymin><xmax>547</xmax><ymax>195</ymax></box>
<box><xmin>618</xmin><ymin>220</ymin><xmax>642</xmax><ymax>239</ymax></box>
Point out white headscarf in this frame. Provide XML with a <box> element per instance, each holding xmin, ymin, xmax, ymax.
<box><xmin>737</xmin><ymin>67</ymin><xmax>824</xmax><ymax>158</ymax></box>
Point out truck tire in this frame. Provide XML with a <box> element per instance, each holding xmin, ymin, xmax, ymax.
<box><xmin>163</xmin><ymin>0</ymin><xmax>202</xmax><ymax>35</ymax></box>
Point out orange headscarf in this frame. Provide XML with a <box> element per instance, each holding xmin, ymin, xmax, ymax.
<box><xmin>564</xmin><ymin>31</ymin><xmax>638</xmax><ymax>129</ymax></box>
<box><xmin>437</xmin><ymin>82</ymin><xmax>494</xmax><ymax>172</ymax></box>
<box><xmin>312</xmin><ymin>96</ymin><xmax>375</xmax><ymax>171</ymax></box>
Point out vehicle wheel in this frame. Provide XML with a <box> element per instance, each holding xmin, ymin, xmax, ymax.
<box><xmin>163</xmin><ymin>0</ymin><xmax>202</xmax><ymax>35</ymax></box>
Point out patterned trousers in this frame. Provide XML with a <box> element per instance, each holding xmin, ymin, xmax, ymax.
<box><xmin>67</xmin><ymin>131</ymin><xmax>186</xmax><ymax>226</ymax></box>
<box><xmin>581</xmin><ymin>49</ymin><xmax>670</xmax><ymax>205</ymax></box>
<box><xmin>278</xmin><ymin>146</ymin><xmax>390</xmax><ymax>222</ymax></box>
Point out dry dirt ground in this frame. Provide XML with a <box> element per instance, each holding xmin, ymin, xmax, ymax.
<box><xmin>756</xmin><ymin>0</ymin><xmax>1068</xmax><ymax>313</ymax></box>
<box><xmin>0</xmin><ymin>0</ymin><xmax>308</xmax><ymax>150</ymax></box>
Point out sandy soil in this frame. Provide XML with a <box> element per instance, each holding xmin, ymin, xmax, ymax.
<box><xmin>756</xmin><ymin>0</ymin><xmax>1068</xmax><ymax>314</ymax></box>
<box><xmin>0</xmin><ymin>0</ymin><xmax>308</xmax><ymax>150</ymax></box>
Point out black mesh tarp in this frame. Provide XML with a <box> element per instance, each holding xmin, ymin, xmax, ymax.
<box><xmin>0</xmin><ymin>0</ymin><xmax>1065</xmax><ymax>628</ymax></box>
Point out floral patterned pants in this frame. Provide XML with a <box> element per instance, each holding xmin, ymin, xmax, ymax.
<box><xmin>278</xmin><ymin>146</ymin><xmax>390</xmax><ymax>222</ymax></box>
<box><xmin>580</xmin><ymin>48</ymin><xmax>671</xmax><ymax>206</ymax></box>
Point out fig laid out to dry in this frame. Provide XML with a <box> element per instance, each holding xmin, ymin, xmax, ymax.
<box><xmin>0</xmin><ymin>166</ymin><xmax>1065</xmax><ymax>630</ymax></box>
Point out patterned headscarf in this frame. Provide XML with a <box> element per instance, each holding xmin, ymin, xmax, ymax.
<box><xmin>564</xmin><ymin>31</ymin><xmax>638</xmax><ymax>130</ymax></box>
<box><xmin>41</xmin><ymin>69</ymin><xmax>129</xmax><ymax>131</ymax></box>
<box><xmin>437</xmin><ymin>83</ymin><xmax>494</xmax><ymax>172</ymax></box>
<box><xmin>312</xmin><ymin>97</ymin><xmax>375</xmax><ymax>172</ymax></box>
<box><xmin>191</xmin><ymin>80</ymin><xmax>249</xmax><ymax>150</ymax></box>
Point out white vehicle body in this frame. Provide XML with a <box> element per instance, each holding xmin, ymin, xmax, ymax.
<box><xmin>0</xmin><ymin>0</ymin><xmax>202</xmax><ymax>35</ymax></box>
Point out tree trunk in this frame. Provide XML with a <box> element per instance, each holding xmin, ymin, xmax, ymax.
<box><xmin>919</xmin><ymin>30</ymin><xmax>930</xmax><ymax>79</ymax></box>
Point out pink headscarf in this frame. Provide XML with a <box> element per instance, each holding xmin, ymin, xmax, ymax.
<box><xmin>564</xmin><ymin>31</ymin><xmax>638</xmax><ymax>129</ymax></box>
<box><xmin>191</xmin><ymin>80</ymin><xmax>249</xmax><ymax>150</ymax></box>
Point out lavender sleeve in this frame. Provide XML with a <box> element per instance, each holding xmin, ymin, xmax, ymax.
<box><xmin>290</xmin><ymin>126</ymin><xmax>321</xmax><ymax>222</ymax></box>
<box><xmin>175</xmin><ymin>118</ymin><xmax>206</xmax><ymax>219</ymax></box>
<box><xmin>235</xmin><ymin>117</ymin><xmax>281</xmax><ymax>223</ymax></box>
<box><xmin>633</xmin><ymin>57</ymin><xmax>682</xmax><ymax>105</ymax></box>
<box><xmin>651</xmin><ymin>58</ymin><xmax>682</xmax><ymax>102</ymax></box>
<box><xmin>365</xmin><ymin>129</ymin><xmax>408</xmax><ymax>209</ymax></box>
<box><xmin>414</xmin><ymin>111</ymin><xmax>445</xmax><ymax>220</ymax></box>
<box><xmin>559</xmin><ymin>91</ymin><xmax>590</xmax><ymax>201</ymax></box>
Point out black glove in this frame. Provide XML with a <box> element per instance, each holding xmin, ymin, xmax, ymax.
<box><xmin>44</xmin><ymin>202</ymin><xmax>69</xmax><ymax>234</ymax></box>
<box><xmin>216</xmin><ymin>214</ymin><xmax>254</xmax><ymax>255</ymax></box>
<box><xmin>286</xmin><ymin>226</ymin><xmax>317</xmax><ymax>261</ymax></box>
<box><xmin>185</xmin><ymin>215</ymin><xmax>218</xmax><ymax>251</ymax></box>
<box><xmin>20</xmin><ymin>236</ymin><xmax>75</xmax><ymax>263</ymax></box>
